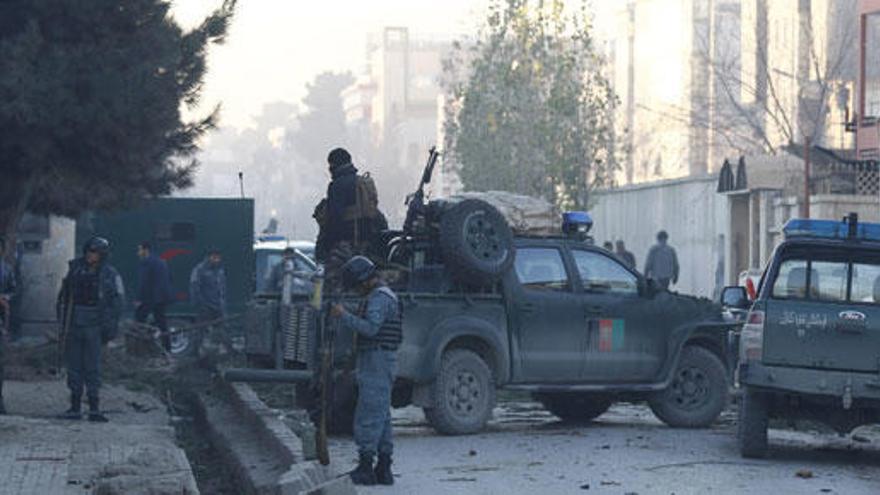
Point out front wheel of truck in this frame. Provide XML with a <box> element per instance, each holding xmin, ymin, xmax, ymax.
<box><xmin>424</xmin><ymin>349</ymin><xmax>496</xmax><ymax>435</ymax></box>
<box><xmin>648</xmin><ymin>345</ymin><xmax>728</xmax><ymax>428</ymax></box>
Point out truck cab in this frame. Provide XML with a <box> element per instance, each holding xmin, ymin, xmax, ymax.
<box><xmin>736</xmin><ymin>214</ymin><xmax>880</xmax><ymax>458</ymax></box>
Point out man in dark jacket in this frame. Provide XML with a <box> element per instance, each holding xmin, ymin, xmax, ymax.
<box><xmin>57</xmin><ymin>237</ymin><xmax>124</xmax><ymax>422</ymax></box>
<box><xmin>615</xmin><ymin>240</ymin><xmax>637</xmax><ymax>269</ymax></box>
<box><xmin>314</xmin><ymin>148</ymin><xmax>387</xmax><ymax>268</ymax></box>
<box><xmin>134</xmin><ymin>241</ymin><xmax>174</xmax><ymax>350</ymax></box>
<box><xmin>644</xmin><ymin>230</ymin><xmax>680</xmax><ymax>290</ymax></box>
<box><xmin>189</xmin><ymin>248</ymin><xmax>228</xmax><ymax>355</ymax></box>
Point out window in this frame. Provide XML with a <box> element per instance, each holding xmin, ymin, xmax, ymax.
<box><xmin>154</xmin><ymin>222</ymin><xmax>196</xmax><ymax>242</ymax></box>
<box><xmin>811</xmin><ymin>261</ymin><xmax>848</xmax><ymax>302</ymax></box>
<box><xmin>773</xmin><ymin>259</ymin><xmax>809</xmax><ymax>299</ymax></box>
<box><xmin>851</xmin><ymin>262</ymin><xmax>880</xmax><ymax>304</ymax></box>
<box><xmin>572</xmin><ymin>250</ymin><xmax>638</xmax><ymax>295</ymax></box>
<box><xmin>772</xmin><ymin>258</ymin><xmax>846</xmax><ymax>302</ymax></box>
<box><xmin>514</xmin><ymin>248</ymin><xmax>569</xmax><ymax>291</ymax></box>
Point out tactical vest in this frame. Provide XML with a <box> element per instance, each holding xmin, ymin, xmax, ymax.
<box><xmin>358</xmin><ymin>286</ymin><xmax>402</xmax><ymax>350</ymax></box>
<box><xmin>72</xmin><ymin>268</ymin><xmax>100</xmax><ymax>306</ymax></box>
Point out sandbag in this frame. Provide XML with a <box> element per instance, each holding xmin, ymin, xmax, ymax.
<box><xmin>447</xmin><ymin>191</ymin><xmax>560</xmax><ymax>236</ymax></box>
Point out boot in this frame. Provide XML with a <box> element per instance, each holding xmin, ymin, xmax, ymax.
<box><xmin>349</xmin><ymin>452</ymin><xmax>376</xmax><ymax>486</ymax></box>
<box><xmin>59</xmin><ymin>395</ymin><xmax>82</xmax><ymax>420</ymax></box>
<box><xmin>87</xmin><ymin>396</ymin><xmax>108</xmax><ymax>423</ymax></box>
<box><xmin>374</xmin><ymin>453</ymin><xmax>394</xmax><ymax>486</ymax></box>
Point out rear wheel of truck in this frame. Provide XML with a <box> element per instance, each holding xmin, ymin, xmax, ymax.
<box><xmin>738</xmin><ymin>387</ymin><xmax>769</xmax><ymax>458</ymax></box>
<box><xmin>424</xmin><ymin>349</ymin><xmax>496</xmax><ymax>435</ymax></box>
<box><xmin>439</xmin><ymin>199</ymin><xmax>515</xmax><ymax>283</ymax></box>
<box><xmin>648</xmin><ymin>346</ymin><xmax>728</xmax><ymax>428</ymax></box>
<box><xmin>535</xmin><ymin>393</ymin><xmax>612</xmax><ymax>423</ymax></box>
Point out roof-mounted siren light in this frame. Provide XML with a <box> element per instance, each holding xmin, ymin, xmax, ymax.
<box><xmin>562</xmin><ymin>211</ymin><xmax>593</xmax><ymax>240</ymax></box>
<box><xmin>845</xmin><ymin>212</ymin><xmax>859</xmax><ymax>239</ymax></box>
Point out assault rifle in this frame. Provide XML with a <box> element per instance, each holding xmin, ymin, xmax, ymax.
<box><xmin>311</xmin><ymin>267</ymin><xmax>332</xmax><ymax>466</ymax></box>
<box><xmin>403</xmin><ymin>146</ymin><xmax>439</xmax><ymax>234</ymax></box>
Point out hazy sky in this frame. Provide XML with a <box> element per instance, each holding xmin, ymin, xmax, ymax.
<box><xmin>171</xmin><ymin>0</ymin><xmax>492</xmax><ymax>129</ymax></box>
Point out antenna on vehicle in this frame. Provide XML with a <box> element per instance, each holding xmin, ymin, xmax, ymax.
<box><xmin>238</xmin><ymin>171</ymin><xmax>245</xmax><ymax>198</ymax></box>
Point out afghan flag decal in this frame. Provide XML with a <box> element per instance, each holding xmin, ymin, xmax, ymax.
<box><xmin>597</xmin><ymin>319</ymin><xmax>625</xmax><ymax>352</ymax></box>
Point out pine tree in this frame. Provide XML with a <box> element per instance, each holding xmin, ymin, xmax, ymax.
<box><xmin>0</xmin><ymin>0</ymin><xmax>236</xmax><ymax>246</ymax></box>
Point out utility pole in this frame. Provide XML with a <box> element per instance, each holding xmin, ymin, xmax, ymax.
<box><xmin>803</xmin><ymin>139</ymin><xmax>811</xmax><ymax>218</ymax></box>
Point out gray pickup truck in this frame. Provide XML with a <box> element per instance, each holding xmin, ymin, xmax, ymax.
<box><xmin>248</xmin><ymin>215</ymin><xmax>736</xmax><ymax>435</ymax></box>
<box><xmin>244</xmin><ymin>153</ymin><xmax>737</xmax><ymax>435</ymax></box>
<box><xmin>390</xmin><ymin>233</ymin><xmax>735</xmax><ymax>435</ymax></box>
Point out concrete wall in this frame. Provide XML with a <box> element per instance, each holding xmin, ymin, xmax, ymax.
<box><xmin>591</xmin><ymin>176</ymin><xmax>728</xmax><ymax>298</ymax></box>
<box><xmin>19</xmin><ymin>216</ymin><xmax>75</xmax><ymax>323</ymax></box>
<box><xmin>810</xmin><ymin>194</ymin><xmax>880</xmax><ymax>223</ymax></box>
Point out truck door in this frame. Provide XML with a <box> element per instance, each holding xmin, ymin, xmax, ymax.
<box><xmin>510</xmin><ymin>247</ymin><xmax>585</xmax><ymax>382</ymax></box>
<box><xmin>570</xmin><ymin>249</ymin><xmax>655</xmax><ymax>382</ymax></box>
<box><xmin>763</xmin><ymin>249</ymin><xmax>880</xmax><ymax>373</ymax></box>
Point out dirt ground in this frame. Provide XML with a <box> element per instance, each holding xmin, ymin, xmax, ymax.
<box><xmin>326</xmin><ymin>399</ymin><xmax>880</xmax><ymax>495</ymax></box>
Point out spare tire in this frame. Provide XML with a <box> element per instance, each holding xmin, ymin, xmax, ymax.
<box><xmin>439</xmin><ymin>199</ymin><xmax>515</xmax><ymax>282</ymax></box>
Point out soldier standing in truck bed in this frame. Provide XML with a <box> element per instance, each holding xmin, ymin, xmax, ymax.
<box><xmin>314</xmin><ymin>148</ymin><xmax>387</xmax><ymax>284</ymax></box>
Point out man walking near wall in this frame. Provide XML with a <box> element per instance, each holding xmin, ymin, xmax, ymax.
<box><xmin>615</xmin><ymin>240</ymin><xmax>636</xmax><ymax>269</ymax></box>
<box><xmin>134</xmin><ymin>242</ymin><xmax>174</xmax><ymax>351</ymax></box>
<box><xmin>644</xmin><ymin>230</ymin><xmax>679</xmax><ymax>290</ymax></box>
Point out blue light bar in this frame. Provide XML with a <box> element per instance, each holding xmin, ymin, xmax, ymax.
<box><xmin>562</xmin><ymin>211</ymin><xmax>593</xmax><ymax>234</ymax></box>
<box><xmin>783</xmin><ymin>218</ymin><xmax>880</xmax><ymax>242</ymax></box>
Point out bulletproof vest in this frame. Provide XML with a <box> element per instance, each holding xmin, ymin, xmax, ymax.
<box><xmin>358</xmin><ymin>286</ymin><xmax>402</xmax><ymax>349</ymax></box>
<box><xmin>72</xmin><ymin>268</ymin><xmax>100</xmax><ymax>306</ymax></box>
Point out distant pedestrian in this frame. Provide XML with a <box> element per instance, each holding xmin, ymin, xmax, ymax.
<box><xmin>189</xmin><ymin>248</ymin><xmax>228</xmax><ymax>355</ymax></box>
<box><xmin>0</xmin><ymin>237</ymin><xmax>17</xmax><ymax>415</ymax></box>
<box><xmin>615</xmin><ymin>240</ymin><xmax>636</xmax><ymax>269</ymax></box>
<box><xmin>57</xmin><ymin>237</ymin><xmax>124</xmax><ymax>422</ymax></box>
<box><xmin>134</xmin><ymin>241</ymin><xmax>174</xmax><ymax>351</ymax></box>
<box><xmin>603</xmin><ymin>241</ymin><xmax>613</xmax><ymax>252</ymax></box>
<box><xmin>644</xmin><ymin>230</ymin><xmax>679</xmax><ymax>290</ymax></box>
<box><xmin>331</xmin><ymin>256</ymin><xmax>401</xmax><ymax>486</ymax></box>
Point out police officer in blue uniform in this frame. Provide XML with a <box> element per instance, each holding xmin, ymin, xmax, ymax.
<box><xmin>57</xmin><ymin>237</ymin><xmax>124</xmax><ymax>422</ymax></box>
<box><xmin>331</xmin><ymin>256</ymin><xmax>401</xmax><ymax>486</ymax></box>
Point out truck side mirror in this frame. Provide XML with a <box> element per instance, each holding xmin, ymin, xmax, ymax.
<box><xmin>720</xmin><ymin>286</ymin><xmax>750</xmax><ymax>309</ymax></box>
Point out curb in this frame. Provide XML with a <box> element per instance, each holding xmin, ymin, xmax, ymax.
<box><xmin>198</xmin><ymin>379</ymin><xmax>355</xmax><ymax>495</ymax></box>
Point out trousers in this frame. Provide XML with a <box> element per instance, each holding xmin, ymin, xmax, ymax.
<box><xmin>136</xmin><ymin>303</ymin><xmax>169</xmax><ymax>350</ymax></box>
<box><xmin>66</xmin><ymin>323</ymin><xmax>102</xmax><ymax>401</ymax></box>
<box><xmin>354</xmin><ymin>348</ymin><xmax>397</xmax><ymax>456</ymax></box>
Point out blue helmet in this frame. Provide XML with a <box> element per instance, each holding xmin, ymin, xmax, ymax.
<box><xmin>341</xmin><ymin>256</ymin><xmax>376</xmax><ymax>289</ymax></box>
<box><xmin>83</xmin><ymin>236</ymin><xmax>110</xmax><ymax>256</ymax></box>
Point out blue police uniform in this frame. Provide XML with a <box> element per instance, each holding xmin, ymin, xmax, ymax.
<box><xmin>339</xmin><ymin>284</ymin><xmax>402</xmax><ymax>458</ymax></box>
<box><xmin>58</xmin><ymin>257</ymin><xmax>124</xmax><ymax>417</ymax></box>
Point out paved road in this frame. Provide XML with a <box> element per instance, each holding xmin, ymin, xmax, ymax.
<box><xmin>329</xmin><ymin>400</ymin><xmax>880</xmax><ymax>495</ymax></box>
